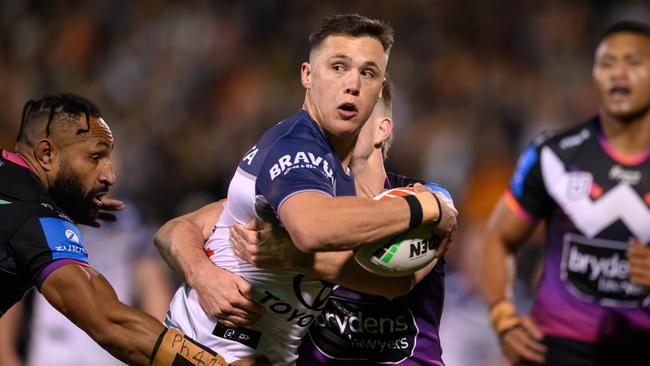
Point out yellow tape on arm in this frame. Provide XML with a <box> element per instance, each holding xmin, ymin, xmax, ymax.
<box><xmin>150</xmin><ymin>328</ymin><xmax>228</xmax><ymax>366</ymax></box>
<box><xmin>489</xmin><ymin>300</ymin><xmax>521</xmax><ymax>335</ymax></box>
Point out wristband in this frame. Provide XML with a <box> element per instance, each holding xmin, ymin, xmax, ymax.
<box><xmin>431</xmin><ymin>192</ymin><xmax>442</xmax><ymax>226</ymax></box>
<box><xmin>151</xmin><ymin>328</ymin><xmax>228</xmax><ymax>366</ymax></box>
<box><xmin>403</xmin><ymin>194</ymin><xmax>423</xmax><ymax>229</ymax></box>
<box><xmin>489</xmin><ymin>299</ymin><xmax>521</xmax><ymax>336</ymax></box>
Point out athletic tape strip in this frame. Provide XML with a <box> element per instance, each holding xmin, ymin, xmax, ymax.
<box><xmin>431</xmin><ymin>192</ymin><xmax>442</xmax><ymax>226</ymax></box>
<box><xmin>150</xmin><ymin>328</ymin><xmax>228</xmax><ymax>366</ymax></box>
<box><xmin>489</xmin><ymin>300</ymin><xmax>521</xmax><ymax>336</ymax></box>
<box><xmin>403</xmin><ymin>194</ymin><xmax>423</xmax><ymax>229</ymax></box>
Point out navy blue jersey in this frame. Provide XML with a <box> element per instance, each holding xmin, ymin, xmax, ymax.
<box><xmin>166</xmin><ymin>110</ymin><xmax>357</xmax><ymax>365</ymax></box>
<box><xmin>0</xmin><ymin>150</ymin><xmax>90</xmax><ymax>316</ymax></box>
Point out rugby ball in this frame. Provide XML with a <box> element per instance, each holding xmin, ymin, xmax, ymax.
<box><xmin>353</xmin><ymin>186</ymin><xmax>442</xmax><ymax>277</ymax></box>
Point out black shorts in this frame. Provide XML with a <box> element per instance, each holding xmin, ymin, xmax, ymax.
<box><xmin>542</xmin><ymin>335</ymin><xmax>647</xmax><ymax>366</ymax></box>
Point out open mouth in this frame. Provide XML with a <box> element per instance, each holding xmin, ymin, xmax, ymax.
<box><xmin>337</xmin><ymin>103</ymin><xmax>358</xmax><ymax>119</ymax></box>
<box><xmin>93</xmin><ymin>192</ymin><xmax>107</xmax><ymax>207</ymax></box>
<box><xmin>609</xmin><ymin>86</ymin><xmax>631</xmax><ymax>98</ymax></box>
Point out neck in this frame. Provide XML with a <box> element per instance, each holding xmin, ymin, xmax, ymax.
<box><xmin>352</xmin><ymin>149</ymin><xmax>386</xmax><ymax>199</ymax></box>
<box><xmin>600</xmin><ymin>109</ymin><xmax>650</xmax><ymax>156</ymax></box>
<box><xmin>303</xmin><ymin>96</ymin><xmax>356</xmax><ymax>173</ymax></box>
<box><xmin>14</xmin><ymin>145</ymin><xmax>50</xmax><ymax>189</ymax></box>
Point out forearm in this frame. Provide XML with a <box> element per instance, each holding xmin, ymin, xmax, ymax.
<box><xmin>481</xmin><ymin>230</ymin><xmax>517</xmax><ymax>306</ymax></box>
<box><xmin>282</xmin><ymin>192</ymin><xmax>439</xmax><ymax>252</ymax></box>
<box><xmin>154</xmin><ymin>219</ymin><xmax>213</xmax><ymax>287</ymax></box>
<box><xmin>293</xmin><ymin>251</ymin><xmax>418</xmax><ymax>298</ymax></box>
<box><xmin>0</xmin><ymin>302</ymin><xmax>23</xmax><ymax>364</ymax></box>
<box><xmin>42</xmin><ymin>266</ymin><xmax>162</xmax><ymax>365</ymax></box>
<box><xmin>94</xmin><ymin>301</ymin><xmax>163</xmax><ymax>364</ymax></box>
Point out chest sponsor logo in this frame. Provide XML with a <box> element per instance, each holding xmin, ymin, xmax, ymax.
<box><xmin>256</xmin><ymin>275</ymin><xmax>334</xmax><ymax>328</ymax></box>
<box><xmin>609</xmin><ymin>165</ymin><xmax>641</xmax><ymax>186</ymax></box>
<box><xmin>268</xmin><ymin>152</ymin><xmax>334</xmax><ymax>182</ymax></box>
<box><xmin>560</xmin><ymin>233</ymin><xmax>650</xmax><ymax>307</ymax></box>
<box><xmin>308</xmin><ymin>297</ymin><xmax>417</xmax><ymax>363</ymax></box>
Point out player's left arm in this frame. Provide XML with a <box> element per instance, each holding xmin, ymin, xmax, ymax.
<box><xmin>230</xmin><ymin>219</ymin><xmax>440</xmax><ymax>298</ymax></box>
<box><xmin>627</xmin><ymin>238</ymin><xmax>650</xmax><ymax>286</ymax></box>
<box><xmin>154</xmin><ymin>200</ymin><xmax>264</xmax><ymax>327</ymax></box>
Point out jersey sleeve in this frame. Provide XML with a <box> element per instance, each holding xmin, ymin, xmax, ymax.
<box><xmin>256</xmin><ymin>135</ymin><xmax>336</xmax><ymax>213</ymax></box>
<box><xmin>507</xmin><ymin>142</ymin><xmax>553</xmax><ymax>222</ymax></box>
<box><xmin>10</xmin><ymin>216</ymin><xmax>91</xmax><ymax>288</ymax></box>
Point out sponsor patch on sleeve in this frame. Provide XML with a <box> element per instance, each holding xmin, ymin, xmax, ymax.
<box><xmin>38</xmin><ymin>217</ymin><xmax>89</xmax><ymax>263</ymax></box>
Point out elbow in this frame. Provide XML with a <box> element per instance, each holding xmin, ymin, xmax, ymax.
<box><xmin>153</xmin><ymin>228</ymin><xmax>166</xmax><ymax>252</ymax></box>
<box><xmin>287</xmin><ymin>220</ymin><xmax>355</xmax><ymax>253</ymax></box>
<box><xmin>288</xmin><ymin>226</ymin><xmax>333</xmax><ymax>253</ymax></box>
<box><xmin>153</xmin><ymin>220</ymin><xmax>177</xmax><ymax>253</ymax></box>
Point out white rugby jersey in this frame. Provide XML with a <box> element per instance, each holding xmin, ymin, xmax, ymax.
<box><xmin>167</xmin><ymin>110</ymin><xmax>356</xmax><ymax>365</ymax></box>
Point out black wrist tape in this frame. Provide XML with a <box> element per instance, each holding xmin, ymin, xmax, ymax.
<box><xmin>431</xmin><ymin>192</ymin><xmax>442</xmax><ymax>226</ymax></box>
<box><xmin>404</xmin><ymin>194</ymin><xmax>423</xmax><ymax>229</ymax></box>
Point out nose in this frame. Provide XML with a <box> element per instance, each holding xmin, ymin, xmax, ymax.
<box><xmin>609</xmin><ymin>62</ymin><xmax>628</xmax><ymax>80</ymax></box>
<box><xmin>99</xmin><ymin>160</ymin><xmax>116</xmax><ymax>187</ymax></box>
<box><xmin>344</xmin><ymin>72</ymin><xmax>361</xmax><ymax>96</ymax></box>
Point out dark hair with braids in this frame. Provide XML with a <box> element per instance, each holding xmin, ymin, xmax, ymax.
<box><xmin>16</xmin><ymin>93</ymin><xmax>102</xmax><ymax>144</ymax></box>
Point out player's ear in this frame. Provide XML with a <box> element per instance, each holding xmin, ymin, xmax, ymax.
<box><xmin>376</xmin><ymin>117</ymin><xmax>392</xmax><ymax>146</ymax></box>
<box><xmin>301</xmin><ymin>62</ymin><xmax>312</xmax><ymax>89</ymax></box>
<box><xmin>33</xmin><ymin>139</ymin><xmax>57</xmax><ymax>172</ymax></box>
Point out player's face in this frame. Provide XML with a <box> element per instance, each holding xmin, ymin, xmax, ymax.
<box><xmin>593</xmin><ymin>32</ymin><xmax>650</xmax><ymax>121</ymax></box>
<box><xmin>50</xmin><ymin>117</ymin><xmax>115</xmax><ymax>224</ymax></box>
<box><xmin>302</xmin><ymin>35</ymin><xmax>387</xmax><ymax>138</ymax></box>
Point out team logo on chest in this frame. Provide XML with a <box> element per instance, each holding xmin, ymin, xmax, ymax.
<box><xmin>567</xmin><ymin>171</ymin><xmax>592</xmax><ymax>201</ymax></box>
<box><xmin>541</xmin><ymin>147</ymin><xmax>650</xmax><ymax>242</ymax></box>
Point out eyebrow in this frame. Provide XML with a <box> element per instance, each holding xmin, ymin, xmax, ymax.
<box><xmin>94</xmin><ymin>141</ymin><xmax>113</xmax><ymax>150</ymax></box>
<box><xmin>329</xmin><ymin>54</ymin><xmax>381</xmax><ymax>69</ymax></box>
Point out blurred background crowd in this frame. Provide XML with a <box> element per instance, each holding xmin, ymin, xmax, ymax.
<box><xmin>0</xmin><ymin>0</ymin><xmax>648</xmax><ymax>365</ymax></box>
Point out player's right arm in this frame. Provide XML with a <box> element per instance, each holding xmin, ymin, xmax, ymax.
<box><xmin>255</xmin><ymin>134</ymin><xmax>457</xmax><ymax>254</ymax></box>
<box><xmin>154</xmin><ymin>201</ymin><xmax>264</xmax><ymax>327</ymax></box>
<box><xmin>481</xmin><ymin>197</ymin><xmax>547</xmax><ymax>364</ymax></box>
<box><xmin>480</xmin><ymin>141</ymin><xmax>553</xmax><ymax>365</ymax></box>
<box><xmin>231</xmin><ymin>215</ymin><xmax>446</xmax><ymax>298</ymax></box>
<box><xmin>278</xmin><ymin>190</ymin><xmax>452</xmax><ymax>252</ymax></box>
<box><xmin>9</xmin><ymin>215</ymin><xmax>233</xmax><ymax>366</ymax></box>
<box><xmin>40</xmin><ymin>264</ymin><xmax>165</xmax><ymax>364</ymax></box>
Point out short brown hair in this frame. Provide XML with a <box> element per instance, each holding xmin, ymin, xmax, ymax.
<box><xmin>309</xmin><ymin>14</ymin><xmax>395</xmax><ymax>53</ymax></box>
